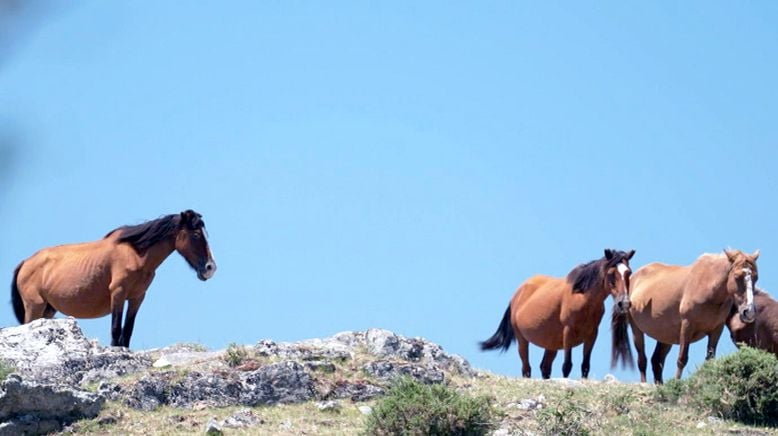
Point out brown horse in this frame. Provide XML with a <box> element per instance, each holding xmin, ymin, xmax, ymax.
<box><xmin>481</xmin><ymin>249</ymin><xmax>635</xmax><ymax>379</ymax></box>
<box><xmin>613</xmin><ymin>249</ymin><xmax>758</xmax><ymax>384</ymax></box>
<box><xmin>727</xmin><ymin>287</ymin><xmax>778</xmax><ymax>356</ymax></box>
<box><xmin>11</xmin><ymin>210</ymin><xmax>216</xmax><ymax>348</ymax></box>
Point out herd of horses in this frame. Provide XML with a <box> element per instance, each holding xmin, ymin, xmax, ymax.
<box><xmin>6</xmin><ymin>210</ymin><xmax>777</xmax><ymax>384</ymax></box>
<box><xmin>481</xmin><ymin>248</ymin><xmax>777</xmax><ymax>383</ymax></box>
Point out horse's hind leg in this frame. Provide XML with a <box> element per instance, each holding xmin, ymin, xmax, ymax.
<box><xmin>43</xmin><ymin>304</ymin><xmax>57</xmax><ymax>318</ymax></box>
<box><xmin>23</xmin><ymin>299</ymin><xmax>48</xmax><ymax>324</ymax></box>
<box><xmin>516</xmin><ymin>333</ymin><xmax>531</xmax><ymax>378</ymax></box>
<box><xmin>540</xmin><ymin>349</ymin><xmax>558</xmax><ymax>379</ymax></box>
<box><xmin>650</xmin><ymin>342</ymin><xmax>672</xmax><ymax>384</ymax></box>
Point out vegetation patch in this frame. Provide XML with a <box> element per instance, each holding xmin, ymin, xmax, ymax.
<box><xmin>223</xmin><ymin>343</ymin><xmax>249</xmax><ymax>368</ymax></box>
<box><xmin>0</xmin><ymin>360</ymin><xmax>14</xmax><ymax>382</ymax></box>
<box><xmin>657</xmin><ymin>347</ymin><xmax>778</xmax><ymax>426</ymax></box>
<box><xmin>364</xmin><ymin>377</ymin><xmax>495</xmax><ymax>435</ymax></box>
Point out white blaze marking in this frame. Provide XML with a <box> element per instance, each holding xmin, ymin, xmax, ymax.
<box><xmin>617</xmin><ymin>263</ymin><xmax>629</xmax><ymax>281</ymax></box>
<box><xmin>744</xmin><ymin>268</ymin><xmax>754</xmax><ymax>306</ymax></box>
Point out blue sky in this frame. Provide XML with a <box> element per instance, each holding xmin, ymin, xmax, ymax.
<box><xmin>1</xmin><ymin>2</ymin><xmax>777</xmax><ymax>382</ymax></box>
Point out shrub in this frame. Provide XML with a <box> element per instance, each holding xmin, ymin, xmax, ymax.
<box><xmin>223</xmin><ymin>343</ymin><xmax>249</xmax><ymax>367</ymax></box>
<box><xmin>364</xmin><ymin>377</ymin><xmax>495</xmax><ymax>436</ymax></box>
<box><xmin>536</xmin><ymin>390</ymin><xmax>593</xmax><ymax>436</ymax></box>
<box><xmin>657</xmin><ymin>347</ymin><xmax>778</xmax><ymax>426</ymax></box>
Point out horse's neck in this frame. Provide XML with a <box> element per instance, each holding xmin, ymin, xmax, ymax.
<box><xmin>140</xmin><ymin>238</ymin><xmax>176</xmax><ymax>272</ymax></box>
<box><xmin>695</xmin><ymin>257</ymin><xmax>732</xmax><ymax>303</ymax></box>
<box><xmin>582</xmin><ymin>284</ymin><xmax>609</xmax><ymax>304</ymax></box>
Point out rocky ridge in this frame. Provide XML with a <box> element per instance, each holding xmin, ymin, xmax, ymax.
<box><xmin>0</xmin><ymin>318</ymin><xmax>475</xmax><ymax>434</ymax></box>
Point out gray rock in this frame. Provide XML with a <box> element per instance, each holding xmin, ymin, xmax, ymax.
<box><xmin>358</xmin><ymin>405</ymin><xmax>373</xmax><ymax>415</ymax></box>
<box><xmin>315</xmin><ymin>400</ymin><xmax>341</xmax><ymax>412</ymax></box>
<box><xmin>255</xmin><ymin>339</ymin><xmax>352</xmax><ymax>362</ymax></box>
<box><xmin>0</xmin><ymin>318</ymin><xmax>151</xmax><ymax>386</ymax></box>
<box><xmin>241</xmin><ymin>361</ymin><xmax>316</xmax><ymax>406</ymax></box>
<box><xmin>0</xmin><ymin>374</ymin><xmax>103</xmax><ymax>435</ymax></box>
<box><xmin>221</xmin><ymin>408</ymin><xmax>263</xmax><ymax>428</ymax></box>
<box><xmin>325</xmin><ymin>380</ymin><xmax>385</xmax><ymax>402</ymax></box>
<box><xmin>123</xmin><ymin>360</ymin><xmax>314</xmax><ymax>410</ymax></box>
<box><xmin>204</xmin><ymin>417</ymin><xmax>222</xmax><ymax>435</ymax></box>
<box><xmin>363</xmin><ymin>360</ymin><xmax>445</xmax><ymax>384</ymax></box>
<box><xmin>0</xmin><ymin>415</ymin><xmax>61</xmax><ymax>436</ymax></box>
<box><xmin>336</xmin><ymin>329</ymin><xmax>475</xmax><ymax>376</ymax></box>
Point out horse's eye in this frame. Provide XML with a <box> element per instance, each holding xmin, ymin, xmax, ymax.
<box><xmin>193</xmin><ymin>232</ymin><xmax>201</xmax><ymax>239</ymax></box>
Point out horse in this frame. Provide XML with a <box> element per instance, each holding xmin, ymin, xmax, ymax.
<box><xmin>727</xmin><ymin>287</ymin><xmax>778</xmax><ymax>357</ymax></box>
<box><xmin>612</xmin><ymin>249</ymin><xmax>758</xmax><ymax>384</ymax></box>
<box><xmin>10</xmin><ymin>210</ymin><xmax>216</xmax><ymax>348</ymax></box>
<box><xmin>480</xmin><ymin>249</ymin><xmax>635</xmax><ymax>379</ymax></box>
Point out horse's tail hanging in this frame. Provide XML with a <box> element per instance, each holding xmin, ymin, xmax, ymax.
<box><xmin>11</xmin><ymin>261</ymin><xmax>25</xmax><ymax>324</ymax></box>
<box><xmin>611</xmin><ymin>307</ymin><xmax>634</xmax><ymax>369</ymax></box>
<box><xmin>480</xmin><ymin>305</ymin><xmax>514</xmax><ymax>352</ymax></box>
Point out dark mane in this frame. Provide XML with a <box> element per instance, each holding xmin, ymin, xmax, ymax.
<box><xmin>105</xmin><ymin>214</ymin><xmax>180</xmax><ymax>254</ymax></box>
<box><xmin>566</xmin><ymin>250</ymin><xmax>632</xmax><ymax>293</ymax></box>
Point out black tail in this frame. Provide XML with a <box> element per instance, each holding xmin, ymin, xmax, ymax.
<box><xmin>480</xmin><ymin>305</ymin><xmax>514</xmax><ymax>352</ymax></box>
<box><xmin>11</xmin><ymin>261</ymin><xmax>24</xmax><ymax>324</ymax></box>
<box><xmin>611</xmin><ymin>308</ymin><xmax>634</xmax><ymax>369</ymax></box>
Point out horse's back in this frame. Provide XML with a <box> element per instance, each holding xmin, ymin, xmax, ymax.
<box><xmin>17</xmin><ymin>239</ymin><xmax>119</xmax><ymax>318</ymax></box>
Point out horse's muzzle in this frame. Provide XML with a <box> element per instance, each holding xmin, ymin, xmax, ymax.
<box><xmin>615</xmin><ymin>295</ymin><xmax>631</xmax><ymax>314</ymax></box>
<box><xmin>198</xmin><ymin>260</ymin><xmax>217</xmax><ymax>281</ymax></box>
<box><xmin>739</xmin><ymin>304</ymin><xmax>756</xmax><ymax>324</ymax></box>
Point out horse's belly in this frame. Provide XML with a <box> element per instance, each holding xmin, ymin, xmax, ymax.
<box><xmin>46</xmin><ymin>285</ymin><xmax>112</xmax><ymax>319</ymax></box>
<box><xmin>631</xmin><ymin>310</ymin><xmax>681</xmax><ymax>345</ymax></box>
<box><xmin>514</xmin><ymin>306</ymin><xmax>564</xmax><ymax>350</ymax></box>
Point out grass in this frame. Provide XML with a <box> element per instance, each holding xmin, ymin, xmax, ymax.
<box><xmin>223</xmin><ymin>343</ymin><xmax>249</xmax><ymax>368</ymax></box>
<box><xmin>0</xmin><ymin>360</ymin><xmax>14</xmax><ymax>382</ymax></box>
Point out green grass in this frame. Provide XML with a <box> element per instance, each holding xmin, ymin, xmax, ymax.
<box><xmin>0</xmin><ymin>361</ymin><xmax>14</xmax><ymax>382</ymax></box>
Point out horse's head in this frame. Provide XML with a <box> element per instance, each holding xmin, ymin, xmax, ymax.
<box><xmin>604</xmin><ymin>248</ymin><xmax>635</xmax><ymax>314</ymax></box>
<box><xmin>175</xmin><ymin>210</ymin><xmax>217</xmax><ymax>281</ymax></box>
<box><xmin>724</xmin><ymin>248</ymin><xmax>759</xmax><ymax>323</ymax></box>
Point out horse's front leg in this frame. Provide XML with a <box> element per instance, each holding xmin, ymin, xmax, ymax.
<box><xmin>562</xmin><ymin>326</ymin><xmax>573</xmax><ymax>378</ymax></box>
<box><xmin>581</xmin><ymin>327</ymin><xmax>597</xmax><ymax>379</ymax></box>
<box><xmin>109</xmin><ymin>286</ymin><xmax>127</xmax><ymax>347</ymax></box>
<box><xmin>119</xmin><ymin>295</ymin><xmax>146</xmax><ymax>348</ymax></box>
<box><xmin>675</xmin><ymin>319</ymin><xmax>692</xmax><ymax>379</ymax></box>
<box><xmin>705</xmin><ymin>324</ymin><xmax>724</xmax><ymax>360</ymax></box>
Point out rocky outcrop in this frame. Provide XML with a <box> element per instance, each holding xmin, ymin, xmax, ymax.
<box><xmin>0</xmin><ymin>374</ymin><xmax>103</xmax><ymax>436</ymax></box>
<box><xmin>0</xmin><ymin>318</ymin><xmax>151</xmax><ymax>385</ymax></box>
<box><xmin>0</xmin><ymin>319</ymin><xmax>474</xmax><ymax>433</ymax></box>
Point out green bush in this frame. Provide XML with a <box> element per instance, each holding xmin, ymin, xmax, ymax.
<box><xmin>223</xmin><ymin>343</ymin><xmax>248</xmax><ymax>367</ymax></box>
<box><xmin>657</xmin><ymin>347</ymin><xmax>778</xmax><ymax>426</ymax></box>
<box><xmin>0</xmin><ymin>361</ymin><xmax>13</xmax><ymax>382</ymax></box>
<box><xmin>364</xmin><ymin>377</ymin><xmax>496</xmax><ymax>436</ymax></box>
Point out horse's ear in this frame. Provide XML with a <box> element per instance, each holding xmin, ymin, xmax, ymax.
<box><xmin>627</xmin><ymin>250</ymin><xmax>635</xmax><ymax>260</ymax></box>
<box><xmin>752</xmin><ymin>249</ymin><xmax>760</xmax><ymax>261</ymax></box>
<box><xmin>724</xmin><ymin>248</ymin><xmax>738</xmax><ymax>263</ymax></box>
<box><xmin>180</xmin><ymin>210</ymin><xmax>195</xmax><ymax>228</ymax></box>
<box><xmin>604</xmin><ymin>249</ymin><xmax>615</xmax><ymax>260</ymax></box>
